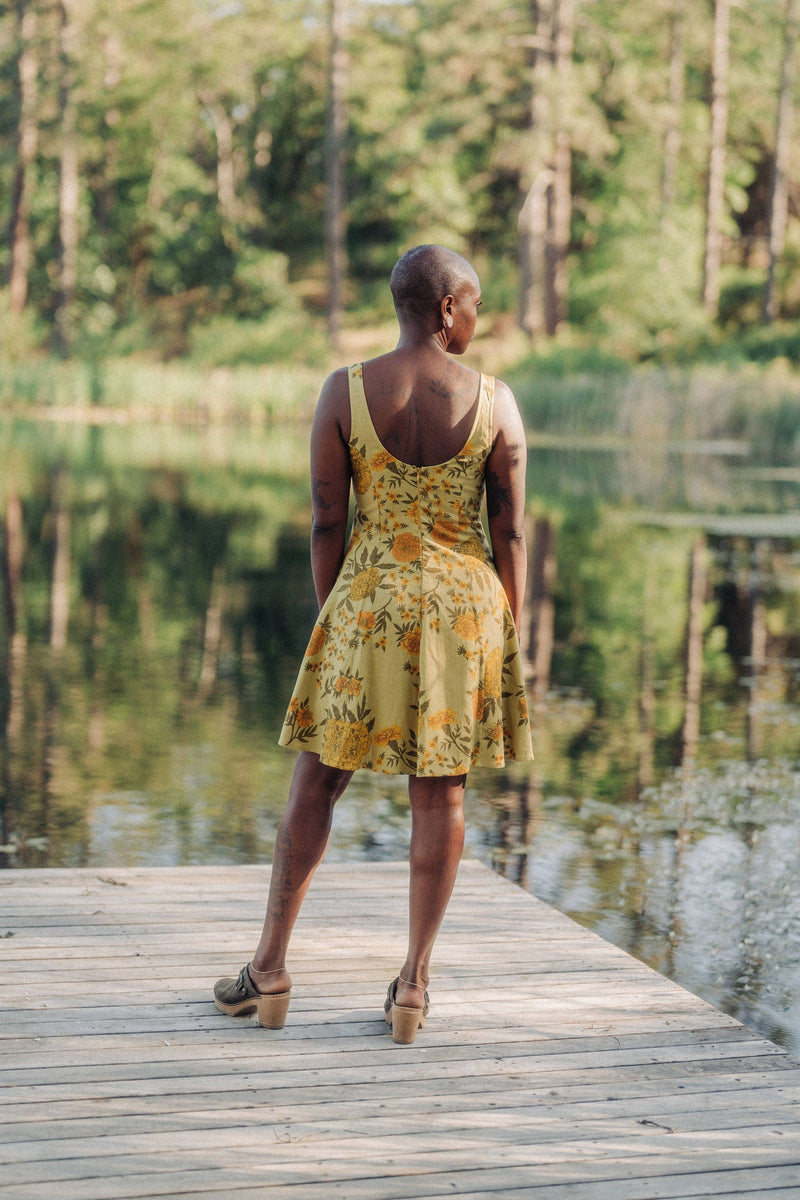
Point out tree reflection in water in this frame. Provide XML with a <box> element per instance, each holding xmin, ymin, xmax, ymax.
<box><xmin>1</xmin><ymin>420</ymin><xmax>800</xmax><ymax>1055</ymax></box>
<box><xmin>479</xmin><ymin>523</ymin><xmax>800</xmax><ymax>1058</ymax></box>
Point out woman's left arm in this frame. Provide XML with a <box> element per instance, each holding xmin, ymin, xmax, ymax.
<box><xmin>485</xmin><ymin>380</ymin><xmax>528</xmax><ymax>630</ymax></box>
<box><xmin>309</xmin><ymin>369</ymin><xmax>352</xmax><ymax>609</ymax></box>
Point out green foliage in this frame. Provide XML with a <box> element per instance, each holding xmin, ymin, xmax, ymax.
<box><xmin>510</xmin><ymin>356</ymin><xmax>800</xmax><ymax>460</ymax></box>
<box><xmin>570</xmin><ymin>208</ymin><xmax>709</xmax><ymax>359</ymax></box>
<box><xmin>231</xmin><ymin>250</ymin><xmax>291</xmax><ymax>317</ymax></box>
<box><xmin>189</xmin><ymin>311</ymin><xmax>328</xmax><ymax>368</ymax></box>
<box><xmin>2</xmin><ymin>0</ymin><xmax>800</xmax><ymax>362</ymax></box>
<box><xmin>741</xmin><ymin>324</ymin><xmax>800</xmax><ymax>367</ymax></box>
<box><xmin>0</xmin><ymin>289</ymin><xmax>44</xmax><ymax>361</ymax></box>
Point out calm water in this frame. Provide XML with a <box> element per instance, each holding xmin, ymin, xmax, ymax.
<box><xmin>1</xmin><ymin>414</ymin><xmax>799</xmax><ymax>1055</ymax></box>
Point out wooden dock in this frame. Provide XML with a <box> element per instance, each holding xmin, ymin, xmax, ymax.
<box><xmin>1</xmin><ymin>860</ymin><xmax>799</xmax><ymax>1199</ymax></box>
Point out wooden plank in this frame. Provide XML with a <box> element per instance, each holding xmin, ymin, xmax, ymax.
<box><xmin>2</xmin><ymin>1103</ymin><xmax>798</xmax><ymax>1157</ymax></box>
<box><xmin>0</xmin><ymin>861</ymin><xmax>798</xmax><ymax>1200</ymax></box>
<box><xmin>2</xmin><ymin>1095</ymin><xmax>799</xmax><ymax>1164</ymax></box>
<box><xmin>0</xmin><ymin>1036</ymin><xmax>789</xmax><ymax>1089</ymax></box>
<box><xmin>1</xmin><ymin>1030</ymin><xmax>781</xmax><ymax>1076</ymax></box>
<box><xmin>1</xmin><ymin>1124</ymin><xmax>799</xmax><ymax>1184</ymax></box>
<box><xmin>2</xmin><ymin>1145</ymin><xmax>800</xmax><ymax>1199</ymax></box>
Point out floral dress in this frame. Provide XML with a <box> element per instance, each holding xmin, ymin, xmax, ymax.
<box><xmin>279</xmin><ymin>363</ymin><xmax>534</xmax><ymax>776</ymax></box>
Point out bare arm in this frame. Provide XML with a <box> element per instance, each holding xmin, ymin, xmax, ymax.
<box><xmin>485</xmin><ymin>380</ymin><xmax>528</xmax><ymax>630</ymax></box>
<box><xmin>309</xmin><ymin>369</ymin><xmax>352</xmax><ymax>609</ymax></box>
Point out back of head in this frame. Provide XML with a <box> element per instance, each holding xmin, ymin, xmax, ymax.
<box><xmin>390</xmin><ymin>245</ymin><xmax>476</xmax><ymax>324</ymax></box>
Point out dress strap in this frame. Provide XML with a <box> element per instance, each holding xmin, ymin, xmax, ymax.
<box><xmin>347</xmin><ymin>363</ymin><xmax>374</xmax><ymax>447</ymax></box>
<box><xmin>475</xmin><ymin>374</ymin><xmax>495</xmax><ymax>455</ymax></box>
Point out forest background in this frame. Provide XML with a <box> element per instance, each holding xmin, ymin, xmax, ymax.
<box><xmin>4</xmin><ymin>0</ymin><xmax>800</xmax><ymax>393</ymax></box>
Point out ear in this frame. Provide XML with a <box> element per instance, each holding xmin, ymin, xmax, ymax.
<box><xmin>441</xmin><ymin>295</ymin><xmax>454</xmax><ymax>329</ymax></box>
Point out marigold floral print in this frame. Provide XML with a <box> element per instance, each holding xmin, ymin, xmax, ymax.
<box><xmin>279</xmin><ymin>364</ymin><xmax>534</xmax><ymax>776</ymax></box>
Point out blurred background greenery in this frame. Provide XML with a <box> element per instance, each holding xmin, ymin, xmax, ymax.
<box><xmin>2</xmin><ymin>0</ymin><xmax>800</xmax><ymax>371</ymax></box>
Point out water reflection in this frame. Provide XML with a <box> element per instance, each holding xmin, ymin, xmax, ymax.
<box><xmin>1</xmin><ymin>417</ymin><xmax>799</xmax><ymax>1057</ymax></box>
<box><xmin>474</xmin><ymin>759</ymin><xmax>800</xmax><ymax>1055</ymax></box>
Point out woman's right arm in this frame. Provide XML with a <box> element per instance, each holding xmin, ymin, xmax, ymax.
<box><xmin>485</xmin><ymin>380</ymin><xmax>528</xmax><ymax>630</ymax></box>
<box><xmin>309</xmin><ymin>369</ymin><xmax>352</xmax><ymax>610</ymax></box>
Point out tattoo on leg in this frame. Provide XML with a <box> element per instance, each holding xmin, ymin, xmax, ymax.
<box><xmin>267</xmin><ymin>822</ymin><xmax>293</xmax><ymax>921</ymax></box>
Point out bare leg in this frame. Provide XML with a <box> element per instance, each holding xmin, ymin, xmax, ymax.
<box><xmin>395</xmin><ymin>774</ymin><xmax>466</xmax><ymax>1010</ymax></box>
<box><xmin>248</xmin><ymin>750</ymin><xmax>352</xmax><ymax>994</ymax></box>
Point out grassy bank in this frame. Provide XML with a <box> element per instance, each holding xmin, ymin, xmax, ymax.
<box><xmin>3</xmin><ymin>340</ymin><xmax>800</xmax><ymax>463</ymax></box>
<box><xmin>0</xmin><ymin>358</ymin><xmax>324</xmax><ymax>427</ymax></box>
<box><xmin>508</xmin><ymin>352</ymin><xmax>800</xmax><ymax>463</ymax></box>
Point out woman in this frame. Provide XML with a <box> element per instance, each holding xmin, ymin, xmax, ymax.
<box><xmin>214</xmin><ymin>245</ymin><xmax>533</xmax><ymax>1043</ymax></box>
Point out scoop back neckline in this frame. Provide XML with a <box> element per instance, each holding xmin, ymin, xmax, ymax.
<box><xmin>353</xmin><ymin>364</ymin><xmax>486</xmax><ymax>470</ymax></box>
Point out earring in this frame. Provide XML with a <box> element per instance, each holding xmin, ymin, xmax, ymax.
<box><xmin>445</xmin><ymin>315</ymin><xmax>453</xmax><ymax>329</ymax></box>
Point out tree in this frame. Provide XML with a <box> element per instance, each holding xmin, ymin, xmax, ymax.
<box><xmin>702</xmin><ymin>0</ymin><xmax>731</xmax><ymax>317</ymax></box>
<box><xmin>518</xmin><ymin>0</ymin><xmax>574</xmax><ymax>339</ymax></box>
<box><xmin>0</xmin><ymin>0</ymin><xmax>798</xmax><ymax>357</ymax></box>
<box><xmin>8</xmin><ymin>0</ymin><xmax>39</xmax><ymax>315</ymax></box>
<box><xmin>325</xmin><ymin>0</ymin><xmax>347</xmax><ymax>355</ymax></box>
<box><xmin>661</xmin><ymin>5</ymin><xmax>684</xmax><ymax>221</ymax></box>
<box><xmin>53</xmin><ymin>0</ymin><xmax>81</xmax><ymax>354</ymax></box>
<box><xmin>763</xmin><ymin>0</ymin><xmax>799</xmax><ymax>324</ymax></box>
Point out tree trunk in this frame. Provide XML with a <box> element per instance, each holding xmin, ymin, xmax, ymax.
<box><xmin>519</xmin><ymin>0</ymin><xmax>552</xmax><ymax>339</ymax></box>
<box><xmin>519</xmin><ymin>170</ymin><xmax>553</xmax><ymax>340</ymax></box>
<box><xmin>518</xmin><ymin>0</ymin><xmax>553</xmax><ymax>339</ymax></box>
<box><xmin>325</xmin><ymin>0</ymin><xmax>347</xmax><ymax>357</ymax></box>
<box><xmin>546</xmin><ymin>0</ymin><xmax>573</xmax><ymax>335</ymax></box>
<box><xmin>8</xmin><ymin>1</ymin><xmax>38</xmax><ymax>315</ymax></box>
<box><xmin>201</xmin><ymin>93</ymin><xmax>239</xmax><ymax>241</ymax></box>
<box><xmin>661</xmin><ymin>8</ymin><xmax>685</xmax><ymax>220</ymax></box>
<box><xmin>763</xmin><ymin>0</ymin><xmax>799</xmax><ymax>325</ymax></box>
<box><xmin>701</xmin><ymin>0</ymin><xmax>730</xmax><ymax>317</ymax></box>
<box><xmin>54</xmin><ymin>0</ymin><xmax>80</xmax><ymax>355</ymax></box>
<box><xmin>518</xmin><ymin>0</ymin><xmax>571</xmax><ymax>338</ymax></box>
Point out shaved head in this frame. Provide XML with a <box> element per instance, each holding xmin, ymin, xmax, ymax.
<box><xmin>390</xmin><ymin>245</ymin><xmax>478</xmax><ymax>324</ymax></box>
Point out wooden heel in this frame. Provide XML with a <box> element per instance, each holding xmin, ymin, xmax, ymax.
<box><xmin>391</xmin><ymin>1002</ymin><xmax>425</xmax><ymax>1044</ymax></box>
<box><xmin>256</xmin><ymin>990</ymin><xmax>291</xmax><ymax>1029</ymax></box>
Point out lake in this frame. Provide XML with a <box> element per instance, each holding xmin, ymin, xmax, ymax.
<box><xmin>1</xmin><ymin>407</ymin><xmax>799</xmax><ymax>1056</ymax></box>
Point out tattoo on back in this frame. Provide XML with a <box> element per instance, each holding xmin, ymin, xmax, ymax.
<box><xmin>429</xmin><ymin>376</ymin><xmax>452</xmax><ymax>400</ymax></box>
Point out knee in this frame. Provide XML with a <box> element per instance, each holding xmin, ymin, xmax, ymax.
<box><xmin>289</xmin><ymin>752</ymin><xmax>352</xmax><ymax>812</ymax></box>
<box><xmin>408</xmin><ymin>776</ymin><xmax>467</xmax><ymax>813</ymax></box>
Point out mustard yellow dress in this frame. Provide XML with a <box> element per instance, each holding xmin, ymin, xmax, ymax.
<box><xmin>279</xmin><ymin>363</ymin><xmax>534</xmax><ymax>776</ymax></box>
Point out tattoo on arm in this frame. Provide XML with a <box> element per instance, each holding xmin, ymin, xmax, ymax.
<box><xmin>485</xmin><ymin>464</ymin><xmax>513</xmax><ymax>517</ymax></box>
<box><xmin>312</xmin><ymin>476</ymin><xmax>334</xmax><ymax>511</ymax></box>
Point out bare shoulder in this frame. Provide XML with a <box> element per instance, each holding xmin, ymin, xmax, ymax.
<box><xmin>490</xmin><ymin>376</ymin><xmax>525</xmax><ymax>443</ymax></box>
<box><xmin>318</xmin><ymin>365</ymin><xmax>350</xmax><ymax>408</ymax></box>
<box><xmin>313</xmin><ymin>366</ymin><xmax>351</xmax><ymax>440</ymax></box>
